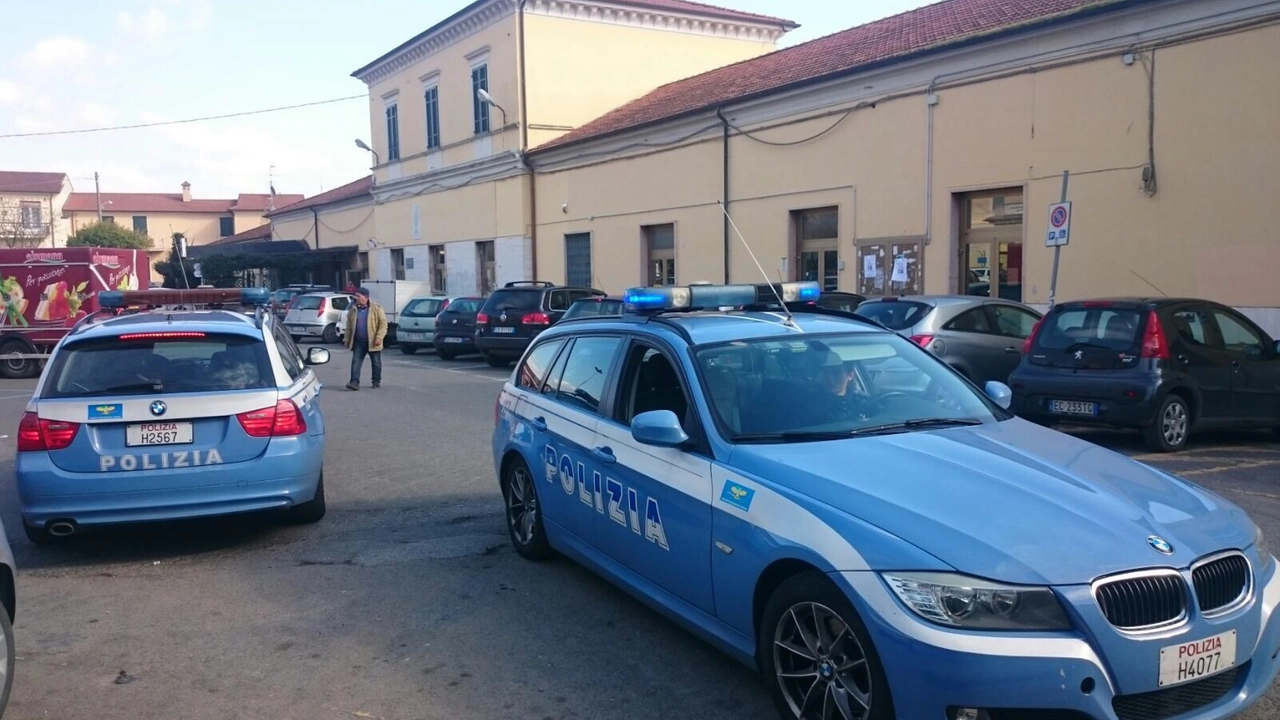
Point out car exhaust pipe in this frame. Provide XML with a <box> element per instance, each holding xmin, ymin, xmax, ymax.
<box><xmin>47</xmin><ymin>521</ymin><xmax>77</xmax><ymax>537</ymax></box>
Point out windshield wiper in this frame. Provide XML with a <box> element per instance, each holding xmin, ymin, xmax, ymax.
<box><xmin>732</xmin><ymin>431</ymin><xmax>855</xmax><ymax>444</ymax></box>
<box><xmin>847</xmin><ymin>417</ymin><xmax>982</xmax><ymax>437</ymax></box>
<box><xmin>83</xmin><ymin>380</ymin><xmax>164</xmax><ymax>396</ymax></box>
<box><xmin>1062</xmin><ymin>341</ymin><xmax>1117</xmax><ymax>353</ymax></box>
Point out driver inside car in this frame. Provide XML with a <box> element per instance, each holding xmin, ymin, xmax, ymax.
<box><xmin>810</xmin><ymin>349</ymin><xmax>869</xmax><ymax>422</ymax></box>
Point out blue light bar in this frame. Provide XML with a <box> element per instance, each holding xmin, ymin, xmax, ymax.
<box><xmin>98</xmin><ymin>287</ymin><xmax>271</xmax><ymax>309</ymax></box>
<box><xmin>622</xmin><ymin>283</ymin><xmax>768</xmax><ymax>314</ymax></box>
<box><xmin>623</xmin><ymin>287</ymin><xmax>692</xmax><ymax>313</ymax></box>
<box><xmin>689</xmin><ymin>284</ymin><xmax>758</xmax><ymax>308</ymax></box>
<box><xmin>754</xmin><ymin>281</ymin><xmax>822</xmax><ymax>304</ymax></box>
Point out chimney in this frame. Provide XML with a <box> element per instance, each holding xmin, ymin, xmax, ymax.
<box><xmin>181</xmin><ymin>181</ymin><xmax>191</xmax><ymax>203</ymax></box>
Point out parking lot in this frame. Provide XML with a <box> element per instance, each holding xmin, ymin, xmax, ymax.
<box><xmin>2</xmin><ymin>344</ymin><xmax>1277</xmax><ymax>719</ymax></box>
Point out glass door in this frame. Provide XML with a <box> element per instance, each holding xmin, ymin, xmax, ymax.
<box><xmin>959</xmin><ymin>189</ymin><xmax>1024</xmax><ymax>302</ymax></box>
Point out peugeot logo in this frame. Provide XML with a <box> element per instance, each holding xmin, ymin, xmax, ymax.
<box><xmin>1147</xmin><ymin>535</ymin><xmax>1174</xmax><ymax>555</ymax></box>
<box><xmin>1073</xmin><ymin>350</ymin><xmax>1084</xmax><ymax>360</ymax></box>
<box><xmin>150</xmin><ymin>401</ymin><xmax>167</xmax><ymax>417</ymax></box>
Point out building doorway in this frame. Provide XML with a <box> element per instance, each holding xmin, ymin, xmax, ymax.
<box><xmin>476</xmin><ymin>240</ymin><xmax>495</xmax><ymax>294</ymax></box>
<box><xmin>793</xmin><ymin>207</ymin><xmax>839</xmax><ymax>290</ymax></box>
<box><xmin>958</xmin><ymin>189</ymin><xmax>1024</xmax><ymax>302</ymax></box>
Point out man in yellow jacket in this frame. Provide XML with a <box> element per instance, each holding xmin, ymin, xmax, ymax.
<box><xmin>345</xmin><ymin>287</ymin><xmax>388</xmax><ymax>390</ymax></box>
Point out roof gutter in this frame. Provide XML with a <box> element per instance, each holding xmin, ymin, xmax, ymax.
<box><xmin>527</xmin><ymin>0</ymin><xmax>1145</xmax><ymax>158</ymax></box>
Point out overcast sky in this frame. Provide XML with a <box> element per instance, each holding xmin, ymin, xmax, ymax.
<box><xmin>0</xmin><ymin>0</ymin><xmax>928</xmax><ymax>200</ymax></box>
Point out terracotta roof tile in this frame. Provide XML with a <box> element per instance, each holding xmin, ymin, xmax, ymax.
<box><xmin>231</xmin><ymin>193</ymin><xmax>306</xmax><ymax>212</ymax></box>
<box><xmin>208</xmin><ymin>223</ymin><xmax>274</xmax><ymax>246</ymax></box>
<box><xmin>534</xmin><ymin>0</ymin><xmax>1121</xmax><ymax>151</ymax></box>
<box><xmin>63</xmin><ymin>193</ymin><xmax>235</xmax><ymax>214</ymax></box>
<box><xmin>0</xmin><ymin>171</ymin><xmax>68</xmax><ymax>194</ymax></box>
<box><xmin>266</xmin><ymin>176</ymin><xmax>374</xmax><ymax>217</ymax></box>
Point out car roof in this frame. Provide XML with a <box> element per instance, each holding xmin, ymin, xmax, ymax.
<box><xmin>571</xmin><ymin>295</ymin><xmax>623</xmax><ymax>303</ymax></box>
<box><xmin>542</xmin><ymin>310</ymin><xmax>887</xmax><ymax>346</ymax></box>
<box><xmin>67</xmin><ymin>309</ymin><xmax>263</xmax><ymax>342</ymax></box>
<box><xmin>1054</xmin><ymin>296</ymin><xmax>1202</xmax><ymax>308</ymax></box>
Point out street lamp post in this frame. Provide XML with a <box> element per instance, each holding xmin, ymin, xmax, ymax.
<box><xmin>354</xmin><ymin>138</ymin><xmax>380</xmax><ymax>168</ymax></box>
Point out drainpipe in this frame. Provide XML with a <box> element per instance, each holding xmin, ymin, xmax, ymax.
<box><xmin>716</xmin><ymin>107</ymin><xmax>730</xmax><ymax>284</ymax></box>
<box><xmin>924</xmin><ymin>80</ymin><xmax>939</xmax><ymax>248</ymax></box>
<box><xmin>518</xmin><ymin>0</ymin><xmax>538</xmax><ymax>281</ymax></box>
<box><xmin>311</xmin><ymin>207</ymin><xmax>320</xmax><ymax>247</ymax></box>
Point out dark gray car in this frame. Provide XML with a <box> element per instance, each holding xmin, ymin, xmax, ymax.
<box><xmin>856</xmin><ymin>295</ymin><xmax>1042</xmax><ymax>385</ymax></box>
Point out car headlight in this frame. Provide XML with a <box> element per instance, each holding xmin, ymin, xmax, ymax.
<box><xmin>883</xmin><ymin>572</ymin><xmax>1072</xmax><ymax>631</ymax></box>
<box><xmin>1255</xmin><ymin>526</ymin><xmax>1274</xmax><ymax>572</ymax></box>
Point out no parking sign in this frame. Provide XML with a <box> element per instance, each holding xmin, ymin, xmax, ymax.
<box><xmin>1046</xmin><ymin>201</ymin><xmax>1072</xmax><ymax>247</ymax></box>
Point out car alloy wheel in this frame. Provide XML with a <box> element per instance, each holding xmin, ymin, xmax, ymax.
<box><xmin>1161</xmin><ymin>400</ymin><xmax>1188</xmax><ymax>447</ymax></box>
<box><xmin>503</xmin><ymin>459</ymin><xmax>551</xmax><ymax>560</ymax></box>
<box><xmin>774</xmin><ymin>602</ymin><xmax>873</xmax><ymax>720</ymax></box>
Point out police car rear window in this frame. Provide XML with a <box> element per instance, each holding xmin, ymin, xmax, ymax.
<box><xmin>43</xmin><ymin>334</ymin><xmax>274</xmax><ymax>399</ymax></box>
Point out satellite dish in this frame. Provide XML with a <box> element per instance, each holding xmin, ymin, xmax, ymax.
<box><xmin>366</xmin><ymin>238</ymin><xmax>378</xmax><ymax>249</ymax></box>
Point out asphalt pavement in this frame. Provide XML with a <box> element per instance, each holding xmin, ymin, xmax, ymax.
<box><xmin>0</xmin><ymin>344</ymin><xmax>1276</xmax><ymax>719</ymax></box>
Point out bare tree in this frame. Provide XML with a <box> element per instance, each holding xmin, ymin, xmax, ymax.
<box><xmin>0</xmin><ymin>198</ymin><xmax>51</xmax><ymax>249</ymax></box>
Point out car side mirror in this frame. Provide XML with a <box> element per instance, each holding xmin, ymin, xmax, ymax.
<box><xmin>983</xmin><ymin>380</ymin><xmax>1013</xmax><ymax>410</ymax></box>
<box><xmin>631</xmin><ymin>410</ymin><xmax>689</xmax><ymax>448</ymax></box>
<box><xmin>306</xmin><ymin>347</ymin><xmax>331</xmax><ymax>366</ymax></box>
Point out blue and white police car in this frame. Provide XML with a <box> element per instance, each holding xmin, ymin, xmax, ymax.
<box><xmin>491</xmin><ymin>281</ymin><xmax>1280</xmax><ymax>720</ymax></box>
<box><xmin>16</xmin><ymin>288</ymin><xmax>331</xmax><ymax>544</ymax></box>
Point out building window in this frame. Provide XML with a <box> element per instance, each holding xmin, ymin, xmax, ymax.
<box><xmin>476</xmin><ymin>240</ymin><xmax>495</xmax><ymax>295</ymax></box>
<box><xmin>386</xmin><ymin>103</ymin><xmax>401</xmax><ymax>161</ymax></box>
<box><xmin>424</xmin><ymin>86</ymin><xmax>441</xmax><ymax>150</ymax></box>
<box><xmin>219</xmin><ymin>217</ymin><xmax>234</xmax><ymax>236</ymax></box>
<box><xmin>429</xmin><ymin>244</ymin><xmax>446</xmax><ymax>293</ymax></box>
<box><xmin>391</xmin><ymin>248</ymin><xmax>406</xmax><ymax>281</ymax></box>
<box><xmin>102</xmin><ymin>216</ymin><xmax>115</xmax><ymax>224</ymax></box>
<box><xmin>471</xmin><ymin>64</ymin><xmax>490</xmax><ymax>135</ymax></box>
<box><xmin>565</xmin><ymin>233</ymin><xmax>592</xmax><ymax>288</ymax></box>
<box><xmin>19</xmin><ymin>201</ymin><xmax>42</xmax><ymax>229</ymax></box>
<box><xmin>793</xmin><ymin>207</ymin><xmax>839</xmax><ymax>291</ymax></box>
<box><xmin>643</xmin><ymin>224</ymin><xmax>676</xmax><ymax>286</ymax></box>
<box><xmin>132</xmin><ymin>215</ymin><xmax>148</xmax><ymax>234</ymax></box>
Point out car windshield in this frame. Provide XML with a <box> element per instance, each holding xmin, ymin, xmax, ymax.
<box><xmin>43</xmin><ymin>334</ymin><xmax>275</xmax><ymax>398</ymax></box>
<box><xmin>290</xmin><ymin>296</ymin><xmax>324</xmax><ymax>310</ymax></box>
<box><xmin>1036</xmin><ymin>306</ymin><xmax>1145</xmax><ymax>352</ymax></box>
<box><xmin>694</xmin><ymin>332</ymin><xmax>1004</xmax><ymax>442</ymax></box>
<box><xmin>485</xmin><ymin>290</ymin><xmax>541</xmax><ymax>312</ymax></box>
<box><xmin>562</xmin><ymin>299</ymin><xmax>622</xmax><ymax>320</ymax></box>
<box><xmin>856</xmin><ymin>300</ymin><xmax>932</xmax><ymax>330</ymax></box>
<box><xmin>403</xmin><ymin>298</ymin><xmax>445</xmax><ymax>317</ymax></box>
<box><xmin>445</xmin><ymin>298</ymin><xmax>483</xmax><ymax>315</ymax></box>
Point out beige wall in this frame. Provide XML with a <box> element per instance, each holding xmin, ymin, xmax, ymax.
<box><xmin>68</xmin><ymin>210</ymin><xmax>228</xmax><ymax>250</ymax></box>
<box><xmin>531</xmin><ymin>23</ymin><xmax>1280</xmax><ymax>321</ymax></box>
<box><xmin>1</xmin><ymin>191</ymin><xmax>70</xmax><ymax>247</ymax></box>
<box><xmin>366</xmin><ymin>15</ymin><xmax>519</xmax><ymax>184</ymax></box>
<box><xmin>232</xmin><ymin>210</ymin><xmax>269</xmax><ymax>234</ymax></box>
<box><xmin>523</xmin><ymin>12</ymin><xmax>777</xmax><ymax>147</ymax></box>
<box><xmin>375</xmin><ymin>175</ymin><xmax>527</xmax><ymax>250</ymax></box>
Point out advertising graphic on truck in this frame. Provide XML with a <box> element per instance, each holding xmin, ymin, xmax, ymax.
<box><xmin>0</xmin><ymin>247</ymin><xmax>150</xmax><ymax>378</ymax></box>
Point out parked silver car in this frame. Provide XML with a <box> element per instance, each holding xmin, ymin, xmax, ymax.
<box><xmin>856</xmin><ymin>295</ymin><xmax>1042</xmax><ymax>385</ymax></box>
<box><xmin>282</xmin><ymin>292</ymin><xmax>356</xmax><ymax>344</ymax></box>
<box><xmin>0</xmin><ymin>516</ymin><xmax>16</xmax><ymax>714</ymax></box>
<box><xmin>396</xmin><ymin>296</ymin><xmax>460</xmax><ymax>354</ymax></box>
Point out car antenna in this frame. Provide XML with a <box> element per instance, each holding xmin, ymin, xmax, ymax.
<box><xmin>1128</xmin><ymin>269</ymin><xmax>1167</xmax><ymax>297</ymax></box>
<box><xmin>717</xmin><ymin>201</ymin><xmax>798</xmax><ymax>328</ymax></box>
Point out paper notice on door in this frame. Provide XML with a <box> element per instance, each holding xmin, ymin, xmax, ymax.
<box><xmin>891</xmin><ymin>257</ymin><xmax>909</xmax><ymax>283</ymax></box>
<box><xmin>862</xmin><ymin>254</ymin><xmax>877</xmax><ymax>279</ymax></box>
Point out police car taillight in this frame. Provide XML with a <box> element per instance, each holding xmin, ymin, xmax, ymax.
<box><xmin>236</xmin><ymin>400</ymin><xmax>306</xmax><ymax>438</ymax></box>
<box><xmin>17</xmin><ymin>411</ymin><xmax>79</xmax><ymax>452</ymax></box>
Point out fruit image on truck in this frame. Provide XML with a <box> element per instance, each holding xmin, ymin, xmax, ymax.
<box><xmin>0</xmin><ymin>247</ymin><xmax>150</xmax><ymax>378</ymax></box>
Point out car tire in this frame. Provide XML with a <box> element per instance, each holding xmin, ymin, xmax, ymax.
<box><xmin>436</xmin><ymin>348</ymin><xmax>457</xmax><ymax>361</ymax></box>
<box><xmin>0</xmin><ymin>600</ymin><xmax>14</xmax><ymax>714</ymax></box>
<box><xmin>485</xmin><ymin>355</ymin><xmax>509</xmax><ymax>369</ymax></box>
<box><xmin>400</xmin><ymin>343</ymin><xmax>417</xmax><ymax>355</ymax></box>
<box><xmin>502</xmin><ymin>458</ymin><xmax>552</xmax><ymax>561</ymax></box>
<box><xmin>759</xmin><ymin>571</ymin><xmax>894</xmax><ymax>720</ymax></box>
<box><xmin>0</xmin><ymin>339</ymin><xmax>37</xmax><ymax>380</ymax></box>
<box><xmin>289</xmin><ymin>473</ymin><xmax>327</xmax><ymax>524</ymax></box>
<box><xmin>322</xmin><ymin>324</ymin><xmax>340</xmax><ymax>344</ymax></box>
<box><xmin>1143</xmin><ymin>395</ymin><xmax>1190</xmax><ymax>453</ymax></box>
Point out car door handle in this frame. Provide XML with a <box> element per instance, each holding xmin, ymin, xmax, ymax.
<box><xmin>592</xmin><ymin>446</ymin><xmax>617</xmax><ymax>464</ymax></box>
<box><xmin>1004</xmin><ymin>346</ymin><xmax>1019</xmax><ymax>354</ymax></box>
<box><xmin>529</xmin><ymin>417</ymin><xmax>547</xmax><ymax>432</ymax></box>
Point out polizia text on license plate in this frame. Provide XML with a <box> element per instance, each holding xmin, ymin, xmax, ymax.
<box><xmin>126</xmin><ymin>421</ymin><xmax>194</xmax><ymax>447</ymax></box>
<box><xmin>1158</xmin><ymin>630</ymin><xmax>1236</xmax><ymax>687</ymax></box>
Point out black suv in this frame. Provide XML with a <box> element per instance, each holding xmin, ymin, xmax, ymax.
<box><xmin>1009</xmin><ymin>297</ymin><xmax>1280</xmax><ymax>452</ymax></box>
<box><xmin>475</xmin><ymin>282</ymin><xmax>604</xmax><ymax>367</ymax></box>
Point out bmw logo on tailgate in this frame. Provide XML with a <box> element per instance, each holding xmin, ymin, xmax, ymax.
<box><xmin>150</xmin><ymin>401</ymin><xmax>167</xmax><ymax>417</ymax></box>
<box><xmin>1147</xmin><ymin>535</ymin><xmax>1174</xmax><ymax>555</ymax></box>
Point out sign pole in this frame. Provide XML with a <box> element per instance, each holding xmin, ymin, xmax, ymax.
<box><xmin>1047</xmin><ymin>170</ymin><xmax>1069</xmax><ymax>311</ymax></box>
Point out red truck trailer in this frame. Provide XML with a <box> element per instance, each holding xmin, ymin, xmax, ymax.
<box><xmin>0</xmin><ymin>247</ymin><xmax>150</xmax><ymax>378</ymax></box>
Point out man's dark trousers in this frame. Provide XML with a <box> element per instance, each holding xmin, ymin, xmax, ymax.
<box><xmin>350</xmin><ymin>340</ymin><xmax>382</xmax><ymax>386</ymax></box>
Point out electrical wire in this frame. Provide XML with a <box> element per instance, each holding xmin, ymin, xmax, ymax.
<box><xmin>0</xmin><ymin>95</ymin><xmax>366</xmax><ymax>139</ymax></box>
<box><xmin>726</xmin><ymin>105</ymin><xmax>861</xmax><ymax>147</ymax></box>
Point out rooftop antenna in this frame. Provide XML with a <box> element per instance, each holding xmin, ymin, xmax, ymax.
<box><xmin>268</xmin><ymin>165</ymin><xmax>277</xmax><ymax>212</ymax></box>
<box><xmin>716</xmin><ymin>201</ymin><xmax>797</xmax><ymax>328</ymax></box>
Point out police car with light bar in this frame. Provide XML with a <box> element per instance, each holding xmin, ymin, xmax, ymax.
<box><xmin>15</xmin><ymin>287</ymin><xmax>332</xmax><ymax>544</ymax></box>
<box><xmin>491</xmin><ymin>280</ymin><xmax>1280</xmax><ymax>720</ymax></box>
